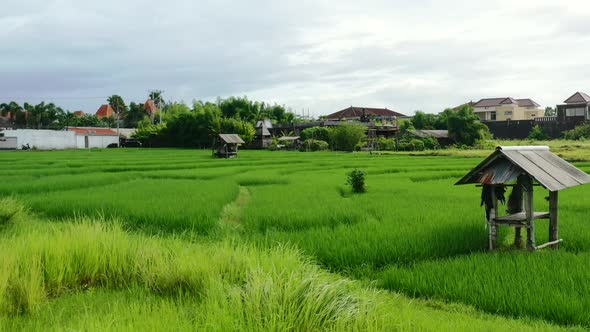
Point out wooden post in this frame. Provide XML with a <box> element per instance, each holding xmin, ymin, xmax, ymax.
<box><xmin>489</xmin><ymin>185</ymin><xmax>498</xmax><ymax>250</ymax></box>
<box><xmin>549</xmin><ymin>191</ymin><xmax>559</xmax><ymax>250</ymax></box>
<box><xmin>523</xmin><ymin>176</ymin><xmax>535</xmax><ymax>251</ymax></box>
<box><xmin>514</xmin><ymin>177</ymin><xmax>524</xmax><ymax>248</ymax></box>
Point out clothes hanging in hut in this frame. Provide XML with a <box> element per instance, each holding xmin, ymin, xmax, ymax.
<box><xmin>480</xmin><ymin>184</ymin><xmax>506</xmax><ymax>221</ymax></box>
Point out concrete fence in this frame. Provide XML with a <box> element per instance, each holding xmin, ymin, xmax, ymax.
<box><xmin>2</xmin><ymin>129</ymin><xmax>117</xmax><ymax>150</ymax></box>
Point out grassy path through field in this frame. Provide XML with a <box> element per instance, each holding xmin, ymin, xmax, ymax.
<box><xmin>218</xmin><ymin>186</ymin><xmax>251</xmax><ymax>233</ymax></box>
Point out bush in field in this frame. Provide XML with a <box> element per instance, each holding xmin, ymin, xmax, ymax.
<box><xmin>447</xmin><ymin>104</ymin><xmax>490</xmax><ymax>146</ymax></box>
<box><xmin>376</xmin><ymin>137</ymin><xmax>395</xmax><ymax>150</ymax></box>
<box><xmin>528</xmin><ymin>125</ymin><xmax>548</xmax><ymax>140</ymax></box>
<box><xmin>564</xmin><ymin>123</ymin><xmax>590</xmax><ymax>140</ymax></box>
<box><xmin>347</xmin><ymin>169</ymin><xmax>366</xmax><ymax>193</ymax></box>
<box><xmin>397</xmin><ymin>138</ymin><xmax>426</xmax><ymax>151</ymax></box>
<box><xmin>421</xmin><ymin>137</ymin><xmax>440</xmax><ymax>150</ymax></box>
<box><xmin>300</xmin><ymin>126</ymin><xmax>333</xmax><ymax>144</ymax></box>
<box><xmin>331</xmin><ymin>124</ymin><xmax>366</xmax><ymax>151</ymax></box>
<box><xmin>301</xmin><ymin>139</ymin><xmax>329</xmax><ymax>152</ymax></box>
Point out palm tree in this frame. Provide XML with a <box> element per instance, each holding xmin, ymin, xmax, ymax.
<box><xmin>107</xmin><ymin>95</ymin><xmax>128</xmax><ymax>147</ymax></box>
<box><xmin>149</xmin><ymin>91</ymin><xmax>164</xmax><ymax>123</ymax></box>
<box><xmin>0</xmin><ymin>101</ymin><xmax>24</xmax><ymax>128</ymax></box>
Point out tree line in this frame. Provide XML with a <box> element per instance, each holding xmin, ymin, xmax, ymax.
<box><xmin>0</xmin><ymin>94</ymin><xmax>299</xmax><ymax>135</ymax></box>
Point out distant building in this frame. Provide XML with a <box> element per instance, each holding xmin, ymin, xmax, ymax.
<box><xmin>255</xmin><ymin>119</ymin><xmax>273</xmax><ymax>148</ymax></box>
<box><xmin>67</xmin><ymin>127</ymin><xmax>119</xmax><ymax>148</ymax></box>
<box><xmin>95</xmin><ymin>104</ymin><xmax>115</xmax><ymax>118</ymax></box>
<box><xmin>73</xmin><ymin>111</ymin><xmax>85</xmax><ymax>117</ymax></box>
<box><xmin>473</xmin><ymin>97</ymin><xmax>541</xmax><ymax>121</ymax></box>
<box><xmin>557</xmin><ymin>92</ymin><xmax>590</xmax><ymax>124</ymax></box>
<box><xmin>325</xmin><ymin>106</ymin><xmax>407</xmax><ymax>122</ymax></box>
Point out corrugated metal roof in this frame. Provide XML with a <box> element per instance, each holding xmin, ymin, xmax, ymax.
<box><xmin>219</xmin><ymin>134</ymin><xmax>245</xmax><ymax>144</ymax></box>
<box><xmin>277</xmin><ymin>136</ymin><xmax>300</xmax><ymax>141</ymax></box>
<box><xmin>455</xmin><ymin>146</ymin><xmax>590</xmax><ymax>191</ymax></box>
<box><xmin>408</xmin><ymin>129</ymin><xmax>449</xmax><ymax>138</ymax></box>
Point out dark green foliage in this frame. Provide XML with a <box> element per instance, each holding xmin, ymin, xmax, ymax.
<box><xmin>346</xmin><ymin>169</ymin><xmax>366</xmax><ymax>193</ymax></box>
<box><xmin>331</xmin><ymin>124</ymin><xmax>366</xmax><ymax>151</ymax></box>
<box><xmin>125</xmin><ymin>102</ymin><xmax>149</xmax><ymax>128</ymax></box>
<box><xmin>300</xmin><ymin>126</ymin><xmax>332</xmax><ymax>143</ymax></box>
<box><xmin>411</xmin><ymin>111</ymin><xmax>437</xmax><ymax>129</ymax></box>
<box><xmin>544</xmin><ymin>106</ymin><xmax>557</xmax><ymax>117</ymax></box>
<box><xmin>447</xmin><ymin>105</ymin><xmax>490</xmax><ymax>146</ymax></box>
<box><xmin>528</xmin><ymin>125</ymin><xmax>548</xmax><ymax>140</ymax></box>
<box><xmin>376</xmin><ymin>137</ymin><xmax>395</xmax><ymax>150</ymax></box>
<box><xmin>564</xmin><ymin>123</ymin><xmax>590</xmax><ymax>140</ymax></box>
<box><xmin>301</xmin><ymin>139</ymin><xmax>329</xmax><ymax>151</ymax></box>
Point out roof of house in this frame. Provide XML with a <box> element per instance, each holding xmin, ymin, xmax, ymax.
<box><xmin>408</xmin><ymin>129</ymin><xmax>449</xmax><ymax>139</ymax></box>
<box><xmin>67</xmin><ymin>127</ymin><xmax>119</xmax><ymax>136</ymax></box>
<box><xmin>73</xmin><ymin>111</ymin><xmax>85</xmax><ymax>117</ymax></box>
<box><xmin>95</xmin><ymin>105</ymin><xmax>114</xmax><ymax>118</ymax></box>
<box><xmin>516</xmin><ymin>99</ymin><xmax>541</xmax><ymax>107</ymax></box>
<box><xmin>563</xmin><ymin>92</ymin><xmax>590</xmax><ymax>104</ymax></box>
<box><xmin>256</xmin><ymin>119</ymin><xmax>273</xmax><ymax>136</ymax></box>
<box><xmin>325</xmin><ymin>106</ymin><xmax>407</xmax><ymax>120</ymax></box>
<box><xmin>219</xmin><ymin>134</ymin><xmax>245</xmax><ymax>144</ymax></box>
<box><xmin>144</xmin><ymin>99</ymin><xmax>158</xmax><ymax>115</ymax></box>
<box><xmin>473</xmin><ymin>98</ymin><xmax>540</xmax><ymax>108</ymax></box>
<box><xmin>277</xmin><ymin>136</ymin><xmax>300</xmax><ymax>141</ymax></box>
<box><xmin>455</xmin><ymin>146</ymin><xmax>590</xmax><ymax>192</ymax></box>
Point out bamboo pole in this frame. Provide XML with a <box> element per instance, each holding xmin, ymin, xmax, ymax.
<box><xmin>489</xmin><ymin>185</ymin><xmax>498</xmax><ymax>251</ymax></box>
<box><xmin>549</xmin><ymin>191</ymin><xmax>559</xmax><ymax>250</ymax></box>
<box><xmin>523</xmin><ymin>176</ymin><xmax>535</xmax><ymax>251</ymax></box>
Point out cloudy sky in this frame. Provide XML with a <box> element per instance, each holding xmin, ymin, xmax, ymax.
<box><xmin>2</xmin><ymin>0</ymin><xmax>590</xmax><ymax>116</ymax></box>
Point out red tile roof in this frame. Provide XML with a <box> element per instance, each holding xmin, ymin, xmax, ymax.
<box><xmin>326</xmin><ymin>106</ymin><xmax>406</xmax><ymax>120</ymax></box>
<box><xmin>95</xmin><ymin>104</ymin><xmax>114</xmax><ymax>118</ymax></box>
<box><xmin>67</xmin><ymin>127</ymin><xmax>119</xmax><ymax>136</ymax></box>
<box><xmin>144</xmin><ymin>99</ymin><xmax>158</xmax><ymax>115</ymax></box>
<box><xmin>73</xmin><ymin>111</ymin><xmax>85</xmax><ymax>117</ymax></box>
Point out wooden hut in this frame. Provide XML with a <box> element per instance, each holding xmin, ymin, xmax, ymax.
<box><xmin>456</xmin><ymin>146</ymin><xmax>590</xmax><ymax>251</ymax></box>
<box><xmin>214</xmin><ymin>134</ymin><xmax>245</xmax><ymax>158</ymax></box>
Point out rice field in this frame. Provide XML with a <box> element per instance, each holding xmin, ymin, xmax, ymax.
<box><xmin>1</xmin><ymin>146</ymin><xmax>590</xmax><ymax>330</ymax></box>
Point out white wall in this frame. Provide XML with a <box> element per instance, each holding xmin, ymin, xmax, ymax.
<box><xmin>4</xmin><ymin>130</ymin><xmax>118</xmax><ymax>150</ymax></box>
<box><xmin>0</xmin><ymin>137</ymin><xmax>17</xmax><ymax>150</ymax></box>
<box><xmin>4</xmin><ymin>130</ymin><xmax>77</xmax><ymax>150</ymax></box>
<box><xmin>88</xmin><ymin>135</ymin><xmax>118</xmax><ymax>148</ymax></box>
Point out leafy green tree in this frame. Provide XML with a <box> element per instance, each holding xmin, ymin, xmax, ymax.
<box><xmin>447</xmin><ymin>104</ymin><xmax>490</xmax><ymax>146</ymax></box>
<box><xmin>411</xmin><ymin>111</ymin><xmax>437</xmax><ymax>129</ymax></box>
<box><xmin>528</xmin><ymin>125</ymin><xmax>548</xmax><ymax>140</ymax></box>
<box><xmin>331</xmin><ymin>123</ymin><xmax>366</xmax><ymax>151</ymax></box>
<box><xmin>0</xmin><ymin>101</ymin><xmax>25</xmax><ymax>127</ymax></box>
<box><xmin>544</xmin><ymin>106</ymin><xmax>557</xmax><ymax>117</ymax></box>
<box><xmin>300</xmin><ymin>126</ymin><xmax>333</xmax><ymax>143</ymax></box>
<box><xmin>108</xmin><ymin>95</ymin><xmax>128</xmax><ymax>144</ymax></box>
<box><xmin>124</xmin><ymin>102</ymin><xmax>144</xmax><ymax>128</ymax></box>
<box><xmin>220</xmin><ymin>118</ymin><xmax>256</xmax><ymax>144</ymax></box>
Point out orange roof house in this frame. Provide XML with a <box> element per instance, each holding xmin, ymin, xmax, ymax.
<box><xmin>95</xmin><ymin>104</ymin><xmax>114</xmax><ymax>118</ymax></box>
<box><xmin>73</xmin><ymin>111</ymin><xmax>85</xmax><ymax>117</ymax></box>
<box><xmin>144</xmin><ymin>99</ymin><xmax>158</xmax><ymax>116</ymax></box>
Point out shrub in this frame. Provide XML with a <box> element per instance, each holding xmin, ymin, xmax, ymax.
<box><xmin>528</xmin><ymin>125</ymin><xmax>548</xmax><ymax>140</ymax></box>
<box><xmin>331</xmin><ymin>124</ymin><xmax>366</xmax><ymax>152</ymax></box>
<box><xmin>376</xmin><ymin>137</ymin><xmax>395</xmax><ymax>151</ymax></box>
<box><xmin>301</xmin><ymin>139</ymin><xmax>329</xmax><ymax>152</ymax></box>
<box><xmin>346</xmin><ymin>169</ymin><xmax>366</xmax><ymax>193</ymax></box>
<box><xmin>564</xmin><ymin>123</ymin><xmax>590</xmax><ymax>140</ymax></box>
<box><xmin>300</xmin><ymin>127</ymin><xmax>332</xmax><ymax>144</ymax></box>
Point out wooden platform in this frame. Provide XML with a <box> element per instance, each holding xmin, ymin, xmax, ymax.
<box><xmin>493</xmin><ymin>212</ymin><xmax>550</xmax><ymax>227</ymax></box>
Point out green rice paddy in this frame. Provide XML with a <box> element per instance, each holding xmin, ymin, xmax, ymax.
<box><xmin>1</xmin><ymin>147</ymin><xmax>589</xmax><ymax>330</ymax></box>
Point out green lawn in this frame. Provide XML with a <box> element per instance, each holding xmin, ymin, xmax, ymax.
<box><xmin>1</xmin><ymin>147</ymin><xmax>590</xmax><ymax>330</ymax></box>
